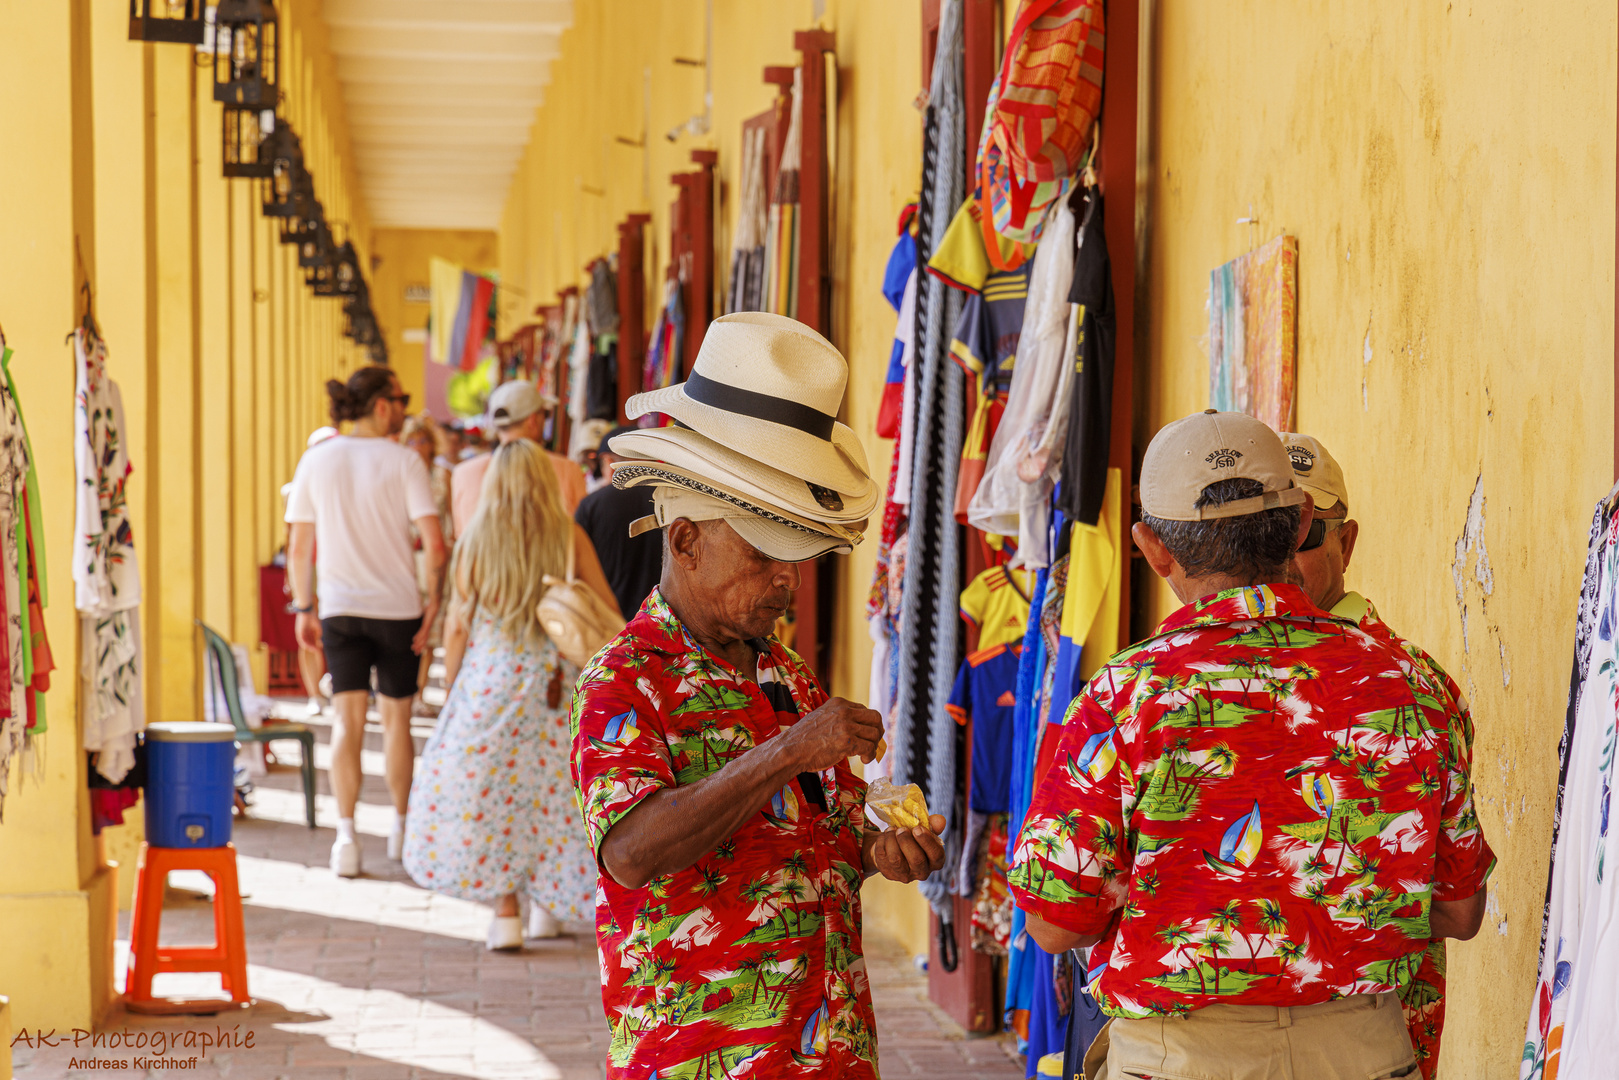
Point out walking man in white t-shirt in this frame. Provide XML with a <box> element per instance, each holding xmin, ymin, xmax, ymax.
<box><xmin>285</xmin><ymin>366</ymin><xmax>447</xmax><ymax>878</ymax></box>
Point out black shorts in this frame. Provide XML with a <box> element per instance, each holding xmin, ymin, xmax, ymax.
<box><xmin>320</xmin><ymin>616</ymin><xmax>423</xmax><ymax>699</ymax></box>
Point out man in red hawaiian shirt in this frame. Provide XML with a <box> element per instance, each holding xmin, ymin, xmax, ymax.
<box><xmin>571</xmin><ymin>312</ymin><xmax>947</xmax><ymax>1079</ymax></box>
<box><xmin>1282</xmin><ymin>431</ymin><xmax>1485</xmax><ymax>1080</ymax></box>
<box><xmin>1009</xmin><ymin>411</ymin><xmax>1494</xmax><ymax>1080</ymax></box>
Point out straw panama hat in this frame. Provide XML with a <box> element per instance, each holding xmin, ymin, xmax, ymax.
<box><xmin>623</xmin><ymin>311</ymin><xmax>874</xmax><ymax>498</ymax></box>
<box><xmin>610</xmin><ymin>459</ymin><xmax>864</xmax><ymax>545</ymax></box>
<box><xmin>608</xmin><ymin>426</ymin><xmax>877</xmax><ymax>524</ymax></box>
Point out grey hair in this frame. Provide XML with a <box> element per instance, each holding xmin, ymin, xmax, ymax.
<box><xmin>1140</xmin><ymin>478</ymin><xmax>1302</xmax><ymax>581</ymax></box>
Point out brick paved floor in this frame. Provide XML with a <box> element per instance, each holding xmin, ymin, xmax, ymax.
<box><xmin>15</xmin><ymin>702</ymin><xmax>1023</xmax><ymax>1080</ymax></box>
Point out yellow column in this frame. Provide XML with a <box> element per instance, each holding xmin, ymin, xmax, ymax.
<box><xmin>0</xmin><ymin>0</ymin><xmax>115</xmax><ymax>1031</ymax></box>
<box><xmin>197</xmin><ymin>79</ymin><xmax>234</xmax><ymax>643</ymax></box>
<box><xmin>151</xmin><ymin>44</ymin><xmax>201</xmax><ymax>723</ymax></box>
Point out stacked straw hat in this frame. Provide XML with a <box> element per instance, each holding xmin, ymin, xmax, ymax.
<box><xmin>610</xmin><ymin>311</ymin><xmax>877</xmax><ymax>562</ymax></box>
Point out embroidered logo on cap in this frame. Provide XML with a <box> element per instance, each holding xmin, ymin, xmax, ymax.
<box><xmin>1287</xmin><ymin>445</ymin><xmax>1316</xmax><ymax>473</ymax></box>
<box><xmin>1205</xmin><ymin>448</ymin><xmax>1244</xmax><ymax>469</ymax></box>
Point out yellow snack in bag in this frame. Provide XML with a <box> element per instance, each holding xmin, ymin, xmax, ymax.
<box><xmin>866</xmin><ymin>777</ymin><xmax>930</xmax><ymax>830</ymax></box>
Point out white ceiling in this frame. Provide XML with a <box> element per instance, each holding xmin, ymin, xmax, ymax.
<box><xmin>323</xmin><ymin>0</ymin><xmax>572</xmax><ymax>231</ymax></box>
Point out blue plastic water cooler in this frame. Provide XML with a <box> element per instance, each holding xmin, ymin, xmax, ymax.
<box><xmin>143</xmin><ymin>721</ymin><xmax>236</xmax><ymax>848</ymax></box>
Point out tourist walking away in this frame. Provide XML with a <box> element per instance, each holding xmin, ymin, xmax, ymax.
<box><xmin>572</xmin><ymin>312</ymin><xmax>946</xmax><ymax>1079</ymax></box>
<box><xmin>1282</xmin><ymin>430</ymin><xmax>1476</xmax><ymax>1080</ymax></box>
<box><xmin>574</xmin><ymin>425</ymin><xmax>663</xmax><ymax>619</ymax></box>
<box><xmin>1009</xmin><ymin>410</ymin><xmax>1495</xmax><ymax>1080</ymax></box>
<box><xmin>291</xmin><ymin>425</ymin><xmax>337</xmax><ymax>716</ymax></box>
<box><xmin>403</xmin><ymin>439</ymin><xmax>615</xmax><ymax>949</ymax></box>
<box><xmin>286</xmin><ymin>367</ymin><xmax>446</xmax><ymax>879</ymax></box>
<box><xmin>450</xmin><ymin>379</ymin><xmax>587</xmax><ymax>536</ymax></box>
<box><xmin>402</xmin><ymin>413</ymin><xmax>456</xmax><ymax>710</ymax></box>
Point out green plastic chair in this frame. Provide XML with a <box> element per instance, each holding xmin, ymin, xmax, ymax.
<box><xmin>198</xmin><ymin>621</ymin><xmax>317</xmax><ymax>828</ymax></box>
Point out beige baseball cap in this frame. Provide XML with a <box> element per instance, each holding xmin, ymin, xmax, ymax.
<box><xmin>1140</xmin><ymin>410</ymin><xmax>1308</xmax><ymax>521</ymax></box>
<box><xmin>1276</xmin><ymin>432</ymin><xmax>1347</xmax><ymax>511</ymax></box>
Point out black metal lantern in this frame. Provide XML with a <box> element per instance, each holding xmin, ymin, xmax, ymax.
<box><xmin>314</xmin><ymin>241</ymin><xmax>361</xmax><ymax>298</ymax></box>
<box><xmin>129</xmin><ymin>0</ymin><xmax>206</xmax><ymax>44</ymax></box>
<box><xmin>261</xmin><ymin>129</ymin><xmax>309</xmax><ymax>218</ymax></box>
<box><xmin>222</xmin><ymin>108</ymin><xmax>278</xmax><ymax>179</ymax></box>
<box><xmin>295</xmin><ymin>210</ymin><xmax>332</xmax><ymax>267</ymax></box>
<box><xmin>214</xmin><ymin>0</ymin><xmax>279</xmax><ymax>109</ymax></box>
<box><xmin>367</xmin><ymin>339</ymin><xmax>389</xmax><ymax>365</ymax></box>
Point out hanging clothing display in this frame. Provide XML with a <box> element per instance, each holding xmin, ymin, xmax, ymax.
<box><xmin>1523</xmin><ymin>486</ymin><xmax>1619</xmax><ymax>1078</ymax></box>
<box><xmin>890</xmin><ymin>0</ymin><xmax>967</xmax><ymax>916</ymax></box>
<box><xmin>585</xmin><ymin>257</ymin><xmax>619</xmax><ymax>339</ymax></box>
<box><xmin>72</xmin><ymin>328</ymin><xmax>144</xmax><ymax>785</ymax></box>
<box><xmin>764</xmin><ymin>68</ymin><xmax>804</xmax><ymax>318</ymax></box>
<box><xmin>566</xmin><ymin>312</ymin><xmax>593</xmax><ymax>456</ymax></box>
<box><xmin>641</xmin><ymin>276</ymin><xmax>685</xmax><ymax>422</ymax></box>
<box><xmin>877</xmin><ymin>220</ymin><xmax>918</xmax><ymax>440</ymax></box>
<box><xmin>965</xmin><ymin>196</ymin><xmax>1077</xmax><ymax>544</ymax></box>
<box><xmin>727</xmin><ymin>124</ymin><xmax>770</xmax><ymax>314</ymax></box>
<box><xmin>0</xmin><ymin>341</ymin><xmax>47</xmax><ymax>815</ymax></box>
<box><xmin>1056</xmin><ymin>185</ymin><xmax>1115</xmax><ymax>527</ymax></box>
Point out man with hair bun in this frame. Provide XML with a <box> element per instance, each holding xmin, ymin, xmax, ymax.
<box><xmin>285</xmin><ymin>365</ymin><xmax>447</xmax><ymax>878</ymax></box>
<box><xmin>1009</xmin><ymin>410</ymin><xmax>1493</xmax><ymax>1080</ymax></box>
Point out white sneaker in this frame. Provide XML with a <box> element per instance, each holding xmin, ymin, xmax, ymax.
<box><xmin>487</xmin><ymin>915</ymin><xmax>523</xmax><ymax>951</ymax></box>
<box><xmin>387</xmin><ymin>825</ymin><xmax>405</xmax><ymax>861</ymax></box>
<box><xmin>305</xmin><ymin>696</ymin><xmax>323</xmax><ymax>717</ymax></box>
<box><xmin>330</xmin><ymin>836</ymin><xmax>361</xmax><ymax>878</ymax></box>
<box><xmin>526</xmin><ymin>903</ymin><xmax>560</xmax><ymax>940</ymax></box>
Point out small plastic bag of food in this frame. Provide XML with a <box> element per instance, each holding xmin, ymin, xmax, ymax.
<box><xmin>865</xmin><ymin>777</ymin><xmax>930</xmax><ymax>830</ymax></box>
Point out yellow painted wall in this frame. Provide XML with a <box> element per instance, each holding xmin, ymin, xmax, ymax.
<box><xmin>371</xmin><ymin>228</ymin><xmax>498</xmax><ymax>411</ymax></box>
<box><xmin>497</xmin><ymin>0</ymin><xmax>934</xmax><ymax>958</ymax></box>
<box><xmin>0</xmin><ymin>0</ymin><xmax>371</xmax><ymax>1028</ymax></box>
<box><xmin>1144</xmin><ymin>3</ymin><xmax>1615</xmax><ymax>1075</ymax></box>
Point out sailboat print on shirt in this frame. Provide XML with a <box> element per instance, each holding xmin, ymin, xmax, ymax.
<box><xmin>1204</xmin><ymin>801</ymin><xmax>1263</xmax><ymax>877</ymax></box>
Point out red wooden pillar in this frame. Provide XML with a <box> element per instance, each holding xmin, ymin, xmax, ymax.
<box><xmin>554</xmin><ymin>285</ymin><xmax>580</xmax><ymax>453</ymax></box>
<box><xmin>617</xmin><ymin>213</ymin><xmax>651</xmax><ymax>425</ymax></box>
<box><xmin>1101</xmin><ymin>0</ymin><xmax>1140</xmax><ymax>646</ymax></box>
<box><xmin>793</xmin><ymin>29</ymin><xmax>835</xmax><ymax>335</ymax></box>
<box><xmin>685</xmin><ymin>149</ymin><xmax>716</xmax><ymax>376</ymax></box>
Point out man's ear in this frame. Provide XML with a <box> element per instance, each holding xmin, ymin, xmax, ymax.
<box><xmin>1337</xmin><ymin>518</ymin><xmax>1360</xmax><ymax>571</ymax></box>
<box><xmin>1131</xmin><ymin>522</ymin><xmax>1178</xmax><ymax>580</ymax></box>
<box><xmin>1293</xmin><ymin>492</ymin><xmax>1316</xmax><ymax>551</ymax></box>
<box><xmin>664</xmin><ymin>517</ymin><xmax>703</xmax><ymax>570</ymax></box>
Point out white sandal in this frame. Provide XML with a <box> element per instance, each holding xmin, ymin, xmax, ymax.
<box><xmin>486</xmin><ymin>915</ymin><xmax>523</xmax><ymax>951</ymax></box>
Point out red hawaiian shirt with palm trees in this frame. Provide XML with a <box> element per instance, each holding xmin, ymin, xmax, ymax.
<box><xmin>570</xmin><ymin>588</ymin><xmax>877</xmax><ymax>1079</ymax></box>
<box><xmin>1009</xmin><ymin>584</ymin><xmax>1494</xmax><ymax>1020</ymax></box>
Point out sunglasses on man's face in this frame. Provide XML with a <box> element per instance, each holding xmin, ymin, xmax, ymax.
<box><xmin>385</xmin><ymin>393</ymin><xmax>411</xmax><ymax>408</ymax></box>
<box><xmin>1298</xmin><ymin>517</ymin><xmax>1344</xmax><ymax>553</ymax></box>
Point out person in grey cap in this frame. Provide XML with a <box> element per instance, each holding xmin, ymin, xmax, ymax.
<box><xmin>449</xmin><ymin>379</ymin><xmax>588</xmax><ymax>536</ymax></box>
<box><xmin>1008</xmin><ymin>410</ymin><xmax>1492</xmax><ymax>1080</ymax></box>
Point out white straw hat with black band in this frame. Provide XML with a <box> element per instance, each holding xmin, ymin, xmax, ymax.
<box><xmin>611</xmin><ymin>460</ymin><xmax>865</xmax><ymax>545</ymax></box>
<box><xmin>622</xmin><ymin>311</ymin><xmax>874</xmax><ymax>497</ymax></box>
<box><xmin>608</xmin><ymin>426</ymin><xmax>876</xmax><ymax>523</ymax></box>
<box><xmin>626</xmin><ymin>487</ymin><xmax>853</xmax><ymax>563</ymax></box>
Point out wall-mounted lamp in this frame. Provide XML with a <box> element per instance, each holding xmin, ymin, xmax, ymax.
<box><xmin>129</xmin><ymin>0</ymin><xmax>206</xmax><ymax>44</ymax></box>
<box><xmin>213</xmin><ymin>0</ymin><xmax>279</xmax><ymax>109</ymax></box>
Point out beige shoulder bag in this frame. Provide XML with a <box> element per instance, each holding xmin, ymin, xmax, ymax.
<box><xmin>537</xmin><ymin>533</ymin><xmax>625</xmax><ymax>668</ymax></box>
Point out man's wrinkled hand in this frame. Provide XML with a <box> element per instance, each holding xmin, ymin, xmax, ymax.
<box><xmin>780</xmin><ymin>697</ymin><xmax>883</xmax><ymax>771</ymax></box>
<box><xmin>869</xmin><ymin>814</ymin><xmax>946</xmax><ymax>884</ymax></box>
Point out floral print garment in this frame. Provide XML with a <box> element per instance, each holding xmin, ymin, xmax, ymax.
<box><xmin>1333</xmin><ymin>592</ymin><xmax>1473</xmax><ymax>1080</ymax></box>
<box><xmin>1009</xmin><ymin>583</ymin><xmax>1495</xmax><ymax>1021</ymax></box>
<box><xmin>570</xmin><ymin>589</ymin><xmax>877</xmax><ymax>1080</ymax></box>
<box><xmin>404</xmin><ymin>610</ymin><xmax>595</xmax><ymax>921</ymax></box>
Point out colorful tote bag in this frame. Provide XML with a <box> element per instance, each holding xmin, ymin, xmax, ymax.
<box><xmin>975</xmin><ymin>0</ymin><xmax>1105</xmax><ymax>255</ymax></box>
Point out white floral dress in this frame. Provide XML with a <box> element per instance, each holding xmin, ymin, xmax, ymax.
<box><xmin>403</xmin><ymin>609</ymin><xmax>595</xmax><ymax>921</ymax></box>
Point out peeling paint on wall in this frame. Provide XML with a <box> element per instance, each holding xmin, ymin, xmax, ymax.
<box><xmin>1361</xmin><ymin>320</ymin><xmax>1372</xmax><ymax>411</ymax></box>
<box><xmin>1452</xmin><ymin>474</ymin><xmax>1494</xmax><ymax>655</ymax></box>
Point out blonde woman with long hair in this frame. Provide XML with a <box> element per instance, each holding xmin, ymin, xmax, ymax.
<box><xmin>403</xmin><ymin>439</ymin><xmax>618</xmax><ymax>950</ymax></box>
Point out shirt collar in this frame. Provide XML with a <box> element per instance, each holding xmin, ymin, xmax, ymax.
<box><xmin>626</xmin><ymin>587</ymin><xmax>788</xmax><ymax>673</ymax></box>
<box><xmin>1154</xmin><ymin>582</ymin><xmax>1326</xmax><ymax>637</ymax></box>
<box><xmin>1329</xmin><ymin>590</ymin><xmax>1377</xmax><ymax>624</ymax></box>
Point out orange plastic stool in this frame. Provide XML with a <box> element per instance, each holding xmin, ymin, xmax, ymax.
<box><xmin>124</xmin><ymin>842</ymin><xmax>250</xmax><ymax>1014</ymax></box>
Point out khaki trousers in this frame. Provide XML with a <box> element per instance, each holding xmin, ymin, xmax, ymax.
<box><xmin>1085</xmin><ymin>993</ymin><xmax>1417</xmax><ymax>1080</ymax></box>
